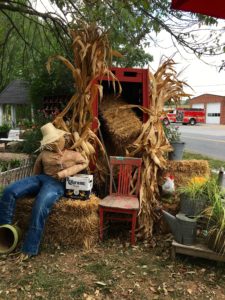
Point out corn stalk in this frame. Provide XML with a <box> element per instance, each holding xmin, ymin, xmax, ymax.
<box><xmin>46</xmin><ymin>24</ymin><xmax>122</xmax><ymax>163</ymax></box>
<box><xmin>127</xmin><ymin>58</ymin><xmax>191</xmax><ymax>240</ymax></box>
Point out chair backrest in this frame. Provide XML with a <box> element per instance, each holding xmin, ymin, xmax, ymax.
<box><xmin>109</xmin><ymin>156</ymin><xmax>142</xmax><ymax>197</ymax></box>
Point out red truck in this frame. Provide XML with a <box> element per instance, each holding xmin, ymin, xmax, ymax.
<box><xmin>162</xmin><ymin>108</ymin><xmax>205</xmax><ymax>125</ymax></box>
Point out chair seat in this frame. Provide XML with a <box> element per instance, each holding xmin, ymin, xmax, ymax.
<box><xmin>99</xmin><ymin>195</ymin><xmax>139</xmax><ymax>210</ymax></box>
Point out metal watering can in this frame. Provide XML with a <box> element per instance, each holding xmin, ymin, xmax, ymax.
<box><xmin>162</xmin><ymin>210</ymin><xmax>197</xmax><ymax>245</ymax></box>
<box><xmin>0</xmin><ymin>224</ymin><xmax>22</xmax><ymax>254</ymax></box>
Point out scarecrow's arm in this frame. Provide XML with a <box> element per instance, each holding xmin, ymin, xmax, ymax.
<box><xmin>33</xmin><ymin>153</ymin><xmax>43</xmax><ymax>175</ymax></box>
<box><xmin>57</xmin><ymin>153</ymin><xmax>89</xmax><ymax>179</ymax></box>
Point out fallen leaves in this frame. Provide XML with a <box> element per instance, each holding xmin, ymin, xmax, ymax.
<box><xmin>0</xmin><ymin>239</ymin><xmax>225</xmax><ymax>299</ymax></box>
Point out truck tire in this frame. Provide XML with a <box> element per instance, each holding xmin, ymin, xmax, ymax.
<box><xmin>163</xmin><ymin>118</ymin><xmax>170</xmax><ymax>126</ymax></box>
<box><xmin>189</xmin><ymin>118</ymin><xmax>196</xmax><ymax>125</ymax></box>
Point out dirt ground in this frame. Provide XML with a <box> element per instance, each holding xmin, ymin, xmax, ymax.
<box><xmin>0</xmin><ymin>234</ymin><xmax>225</xmax><ymax>300</ymax></box>
<box><xmin>0</xmin><ymin>153</ymin><xmax>225</xmax><ymax>299</ymax></box>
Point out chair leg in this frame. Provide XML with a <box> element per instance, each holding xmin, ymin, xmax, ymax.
<box><xmin>99</xmin><ymin>207</ymin><xmax>104</xmax><ymax>241</ymax></box>
<box><xmin>131</xmin><ymin>211</ymin><xmax>137</xmax><ymax>245</ymax></box>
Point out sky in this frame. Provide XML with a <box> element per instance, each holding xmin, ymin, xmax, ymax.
<box><xmin>148</xmin><ymin>30</ymin><xmax>225</xmax><ymax>98</ymax></box>
<box><xmin>35</xmin><ymin>0</ymin><xmax>225</xmax><ymax>98</ymax></box>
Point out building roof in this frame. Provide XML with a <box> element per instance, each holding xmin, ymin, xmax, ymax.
<box><xmin>0</xmin><ymin>80</ymin><xmax>29</xmax><ymax>104</ymax></box>
<box><xmin>190</xmin><ymin>94</ymin><xmax>225</xmax><ymax>101</ymax></box>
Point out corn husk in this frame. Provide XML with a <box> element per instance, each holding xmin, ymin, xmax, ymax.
<box><xmin>46</xmin><ymin>24</ymin><xmax>122</xmax><ymax>165</ymax></box>
<box><xmin>127</xmin><ymin>58</ymin><xmax>191</xmax><ymax>240</ymax></box>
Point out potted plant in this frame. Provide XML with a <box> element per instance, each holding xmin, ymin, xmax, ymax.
<box><xmin>163</xmin><ymin>123</ymin><xmax>185</xmax><ymax>160</ymax></box>
<box><xmin>178</xmin><ymin>176</ymin><xmax>209</xmax><ymax>217</ymax></box>
<box><xmin>0</xmin><ymin>123</ymin><xmax>11</xmax><ymax>138</ymax></box>
<box><xmin>200</xmin><ymin>178</ymin><xmax>225</xmax><ymax>254</ymax></box>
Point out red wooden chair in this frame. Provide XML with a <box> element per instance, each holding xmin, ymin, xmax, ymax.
<box><xmin>99</xmin><ymin>156</ymin><xmax>142</xmax><ymax>245</ymax></box>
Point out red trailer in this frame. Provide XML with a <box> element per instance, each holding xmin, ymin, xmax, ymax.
<box><xmin>92</xmin><ymin>67</ymin><xmax>150</xmax><ymax>129</ymax></box>
<box><xmin>42</xmin><ymin>67</ymin><xmax>150</xmax><ymax>129</ymax></box>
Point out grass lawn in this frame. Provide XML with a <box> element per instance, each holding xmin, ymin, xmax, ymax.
<box><xmin>183</xmin><ymin>151</ymin><xmax>225</xmax><ymax>170</ymax></box>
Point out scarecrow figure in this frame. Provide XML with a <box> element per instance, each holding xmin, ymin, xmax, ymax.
<box><xmin>0</xmin><ymin>123</ymin><xmax>88</xmax><ymax>260</ymax></box>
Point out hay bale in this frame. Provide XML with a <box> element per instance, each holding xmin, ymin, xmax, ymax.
<box><xmin>14</xmin><ymin>195</ymin><xmax>100</xmax><ymax>249</ymax></box>
<box><xmin>162</xmin><ymin>160</ymin><xmax>210</xmax><ymax>189</ymax></box>
<box><xmin>158</xmin><ymin>160</ymin><xmax>210</xmax><ymax>234</ymax></box>
<box><xmin>99</xmin><ymin>95</ymin><xmax>142</xmax><ymax>154</ymax></box>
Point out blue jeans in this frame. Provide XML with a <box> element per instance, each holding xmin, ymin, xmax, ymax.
<box><xmin>0</xmin><ymin>174</ymin><xmax>65</xmax><ymax>255</ymax></box>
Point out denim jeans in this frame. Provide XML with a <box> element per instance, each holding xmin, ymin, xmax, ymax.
<box><xmin>0</xmin><ymin>174</ymin><xmax>65</xmax><ymax>256</ymax></box>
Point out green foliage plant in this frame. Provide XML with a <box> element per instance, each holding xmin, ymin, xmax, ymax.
<box><xmin>178</xmin><ymin>176</ymin><xmax>208</xmax><ymax>202</ymax></box>
<box><xmin>178</xmin><ymin>176</ymin><xmax>211</xmax><ymax>218</ymax></box>
<box><xmin>0</xmin><ymin>159</ymin><xmax>21</xmax><ymax>171</ymax></box>
<box><xmin>0</xmin><ymin>123</ymin><xmax>11</xmax><ymax>133</ymax></box>
<box><xmin>15</xmin><ymin>110</ymin><xmax>52</xmax><ymax>154</ymax></box>
<box><xmin>0</xmin><ymin>185</ymin><xmax>4</xmax><ymax>197</ymax></box>
<box><xmin>201</xmin><ymin>178</ymin><xmax>225</xmax><ymax>254</ymax></box>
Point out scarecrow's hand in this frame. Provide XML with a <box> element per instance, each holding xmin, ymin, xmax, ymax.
<box><xmin>56</xmin><ymin>172</ymin><xmax>63</xmax><ymax>180</ymax></box>
<box><xmin>57</xmin><ymin>161</ymin><xmax>89</xmax><ymax>178</ymax></box>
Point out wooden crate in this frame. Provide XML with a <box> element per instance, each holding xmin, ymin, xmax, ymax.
<box><xmin>171</xmin><ymin>240</ymin><xmax>225</xmax><ymax>262</ymax></box>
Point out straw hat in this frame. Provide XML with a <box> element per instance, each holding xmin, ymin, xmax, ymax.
<box><xmin>40</xmin><ymin>123</ymin><xmax>70</xmax><ymax>146</ymax></box>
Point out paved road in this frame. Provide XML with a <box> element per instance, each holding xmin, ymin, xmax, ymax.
<box><xmin>178</xmin><ymin>124</ymin><xmax>225</xmax><ymax>161</ymax></box>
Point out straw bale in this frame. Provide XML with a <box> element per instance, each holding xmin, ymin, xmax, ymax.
<box><xmin>157</xmin><ymin>160</ymin><xmax>210</xmax><ymax>234</ymax></box>
<box><xmin>162</xmin><ymin>160</ymin><xmax>210</xmax><ymax>188</ymax></box>
<box><xmin>14</xmin><ymin>195</ymin><xmax>100</xmax><ymax>249</ymax></box>
<box><xmin>99</xmin><ymin>95</ymin><xmax>142</xmax><ymax>153</ymax></box>
<box><xmin>43</xmin><ymin>212</ymin><xmax>99</xmax><ymax>248</ymax></box>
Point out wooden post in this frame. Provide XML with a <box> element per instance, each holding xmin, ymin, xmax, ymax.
<box><xmin>11</xmin><ymin>105</ymin><xmax>16</xmax><ymax>128</ymax></box>
<box><xmin>0</xmin><ymin>105</ymin><xmax>3</xmax><ymax>126</ymax></box>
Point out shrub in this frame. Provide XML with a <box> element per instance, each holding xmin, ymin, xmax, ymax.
<box><xmin>0</xmin><ymin>123</ymin><xmax>11</xmax><ymax>133</ymax></box>
<box><xmin>163</xmin><ymin>123</ymin><xmax>181</xmax><ymax>143</ymax></box>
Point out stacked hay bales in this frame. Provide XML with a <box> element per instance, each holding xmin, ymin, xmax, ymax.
<box><xmin>14</xmin><ymin>195</ymin><xmax>100</xmax><ymax>249</ymax></box>
<box><xmin>163</xmin><ymin>160</ymin><xmax>210</xmax><ymax>188</ymax></box>
<box><xmin>158</xmin><ymin>160</ymin><xmax>210</xmax><ymax>233</ymax></box>
<box><xmin>99</xmin><ymin>95</ymin><xmax>142</xmax><ymax>156</ymax></box>
<box><xmin>94</xmin><ymin>95</ymin><xmax>142</xmax><ymax>197</ymax></box>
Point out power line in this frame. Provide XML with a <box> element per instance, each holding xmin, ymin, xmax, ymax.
<box><xmin>191</xmin><ymin>84</ymin><xmax>225</xmax><ymax>87</ymax></box>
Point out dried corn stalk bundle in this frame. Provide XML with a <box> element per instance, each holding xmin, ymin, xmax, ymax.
<box><xmin>94</xmin><ymin>154</ymin><xmax>109</xmax><ymax>184</ymax></box>
<box><xmin>99</xmin><ymin>95</ymin><xmax>142</xmax><ymax>155</ymax></box>
<box><xmin>127</xmin><ymin>58</ymin><xmax>190</xmax><ymax>241</ymax></box>
<box><xmin>46</xmin><ymin>24</ymin><xmax>122</xmax><ymax>164</ymax></box>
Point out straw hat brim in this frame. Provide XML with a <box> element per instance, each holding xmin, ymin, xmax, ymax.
<box><xmin>41</xmin><ymin>129</ymin><xmax>70</xmax><ymax>146</ymax></box>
